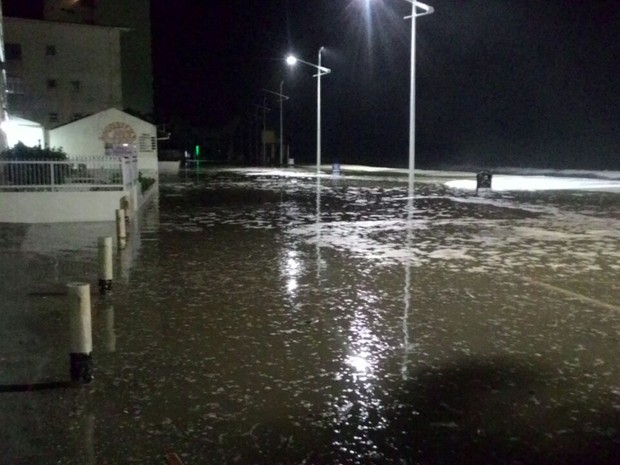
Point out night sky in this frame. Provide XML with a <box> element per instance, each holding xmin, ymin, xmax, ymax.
<box><xmin>4</xmin><ymin>0</ymin><xmax>620</xmax><ymax>169</ymax></box>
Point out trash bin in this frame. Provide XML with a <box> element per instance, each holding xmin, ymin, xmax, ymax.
<box><xmin>476</xmin><ymin>171</ymin><xmax>492</xmax><ymax>193</ymax></box>
<box><xmin>332</xmin><ymin>162</ymin><xmax>341</xmax><ymax>176</ymax></box>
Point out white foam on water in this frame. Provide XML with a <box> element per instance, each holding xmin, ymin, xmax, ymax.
<box><xmin>446</xmin><ymin>175</ymin><xmax>620</xmax><ymax>192</ymax></box>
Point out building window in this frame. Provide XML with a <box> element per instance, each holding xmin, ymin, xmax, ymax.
<box><xmin>47</xmin><ymin>79</ymin><xmax>58</xmax><ymax>89</ymax></box>
<box><xmin>49</xmin><ymin>112</ymin><xmax>59</xmax><ymax>123</ymax></box>
<box><xmin>8</xmin><ymin>94</ymin><xmax>26</xmax><ymax>113</ymax></box>
<box><xmin>45</xmin><ymin>45</ymin><xmax>57</xmax><ymax>56</ymax></box>
<box><xmin>71</xmin><ymin>80</ymin><xmax>81</xmax><ymax>92</ymax></box>
<box><xmin>6</xmin><ymin>76</ymin><xmax>25</xmax><ymax>94</ymax></box>
<box><xmin>139</xmin><ymin>133</ymin><xmax>156</xmax><ymax>152</ymax></box>
<box><xmin>5</xmin><ymin>43</ymin><xmax>22</xmax><ymax>60</ymax></box>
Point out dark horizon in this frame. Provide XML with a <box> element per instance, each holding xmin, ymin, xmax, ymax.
<box><xmin>3</xmin><ymin>0</ymin><xmax>620</xmax><ymax>169</ymax></box>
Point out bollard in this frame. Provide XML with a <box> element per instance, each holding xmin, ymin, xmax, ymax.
<box><xmin>67</xmin><ymin>283</ymin><xmax>93</xmax><ymax>384</ymax></box>
<box><xmin>332</xmin><ymin>162</ymin><xmax>341</xmax><ymax>176</ymax></box>
<box><xmin>97</xmin><ymin>236</ymin><xmax>113</xmax><ymax>295</ymax></box>
<box><xmin>116</xmin><ymin>209</ymin><xmax>127</xmax><ymax>249</ymax></box>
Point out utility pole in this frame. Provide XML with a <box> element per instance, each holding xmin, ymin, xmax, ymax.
<box><xmin>261</xmin><ymin>82</ymin><xmax>289</xmax><ymax>167</ymax></box>
<box><xmin>254</xmin><ymin>100</ymin><xmax>270</xmax><ymax>166</ymax></box>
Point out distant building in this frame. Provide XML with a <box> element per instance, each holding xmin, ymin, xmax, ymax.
<box><xmin>3</xmin><ymin>17</ymin><xmax>126</xmax><ymax>129</ymax></box>
<box><xmin>44</xmin><ymin>0</ymin><xmax>154</xmax><ymax>118</ymax></box>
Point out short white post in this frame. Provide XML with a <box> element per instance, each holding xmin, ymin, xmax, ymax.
<box><xmin>97</xmin><ymin>236</ymin><xmax>113</xmax><ymax>295</ymax></box>
<box><xmin>67</xmin><ymin>283</ymin><xmax>93</xmax><ymax>384</ymax></box>
<box><xmin>116</xmin><ymin>209</ymin><xmax>127</xmax><ymax>249</ymax></box>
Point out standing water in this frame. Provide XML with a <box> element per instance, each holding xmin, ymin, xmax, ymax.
<box><xmin>1</xmin><ymin>167</ymin><xmax>620</xmax><ymax>464</ymax></box>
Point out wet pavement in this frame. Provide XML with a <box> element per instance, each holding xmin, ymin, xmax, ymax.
<box><xmin>1</xmin><ymin>167</ymin><xmax>620</xmax><ymax>464</ymax></box>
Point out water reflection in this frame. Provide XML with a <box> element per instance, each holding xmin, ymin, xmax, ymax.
<box><xmin>82</xmin><ymin>412</ymin><xmax>96</xmax><ymax>465</ymax></box>
<box><xmin>119</xmin><ymin>216</ymin><xmax>143</xmax><ymax>283</ymax></box>
<box><xmin>282</xmin><ymin>250</ymin><xmax>301</xmax><ymax>296</ymax></box>
<box><xmin>316</xmin><ymin>175</ymin><xmax>322</xmax><ymax>282</ymax></box>
<box><xmin>102</xmin><ymin>304</ymin><xmax>116</xmax><ymax>353</ymax></box>
<box><xmin>402</xmin><ymin>190</ymin><xmax>414</xmax><ymax>380</ymax></box>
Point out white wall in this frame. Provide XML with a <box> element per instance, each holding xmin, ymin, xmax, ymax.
<box><xmin>0</xmin><ymin>190</ymin><xmax>126</xmax><ymax>223</ymax></box>
<box><xmin>0</xmin><ymin>180</ymin><xmax>158</xmax><ymax>223</ymax></box>
<box><xmin>49</xmin><ymin>108</ymin><xmax>158</xmax><ymax>176</ymax></box>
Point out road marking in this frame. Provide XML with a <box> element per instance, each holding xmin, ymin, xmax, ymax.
<box><xmin>529</xmin><ymin>278</ymin><xmax>620</xmax><ymax>312</ymax></box>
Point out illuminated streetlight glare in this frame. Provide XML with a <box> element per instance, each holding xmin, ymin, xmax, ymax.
<box><xmin>284</xmin><ymin>49</ymin><xmax>332</xmax><ymax>176</ymax></box>
<box><xmin>360</xmin><ymin>0</ymin><xmax>433</xmax><ymax>193</ymax></box>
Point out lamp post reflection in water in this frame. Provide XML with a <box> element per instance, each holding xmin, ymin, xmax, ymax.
<box><xmin>401</xmin><ymin>190</ymin><xmax>414</xmax><ymax>380</ymax></box>
<box><xmin>316</xmin><ymin>175</ymin><xmax>322</xmax><ymax>282</ymax></box>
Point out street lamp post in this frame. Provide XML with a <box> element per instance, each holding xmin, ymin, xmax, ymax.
<box><xmin>403</xmin><ymin>1</ymin><xmax>434</xmax><ymax>193</ymax></box>
<box><xmin>262</xmin><ymin>82</ymin><xmax>290</xmax><ymax>167</ymax></box>
<box><xmin>280</xmin><ymin>80</ymin><xmax>285</xmax><ymax>166</ymax></box>
<box><xmin>286</xmin><ymin>48</ymin><xmax>332</xmax><ymax>175</ymax></box>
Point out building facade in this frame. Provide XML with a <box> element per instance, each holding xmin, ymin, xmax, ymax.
<box><xmin>44</xmin><ymin>0</ymin><xmax>154</xmax><ymax>118</ymax></box>
<box><xmin>49</xmin><ymin>108</ymin><xmax>158</xmax><ymax>176</ymax></box>
<box><xmin>3</xmin><ymin>17</ymin><xmax>125</xmax><ymax>129</ymax></box>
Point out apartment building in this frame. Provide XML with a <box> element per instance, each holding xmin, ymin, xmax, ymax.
<box><xmin>3</xmin><ymin>17</ymin><xmax>126</xmax><ymax>129</ymax></box>
<box><xmin>44</xmin><ymin>0</ymin><xmax>154</xmax><ymax>117</ymax></box>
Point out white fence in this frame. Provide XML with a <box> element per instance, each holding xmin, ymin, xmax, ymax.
<box><xmin>0</xmin><ymin>155</ymin><xmax>138</xmax><ymax>192</ymax></box>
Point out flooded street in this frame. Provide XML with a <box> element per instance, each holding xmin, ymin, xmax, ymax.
<box><xmin>2</xmin><ymin>168</ymin><xmax>620</xmax><ymax>464</ymax></box>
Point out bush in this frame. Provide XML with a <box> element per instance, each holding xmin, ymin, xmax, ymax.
<box><xmin>1</xmin><ymin>142</ymin><xmax>67</xmax><ymax>161</ymax></box>
<box><xmin>1</xmin><ymin>142</ymin><xmax>69</xmax><ymax>185</ymax></box>
<box><xmin>138</xmin><ymin>171</ymin><xmax>155</xmax><ymax>193</ymax></box>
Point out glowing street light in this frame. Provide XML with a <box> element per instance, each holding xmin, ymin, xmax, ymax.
<box><xmin>403</xmin><ymin>1</ymin><xmax>434</xmax><ymax>194</ymax></box>
<box><xmin>286</xmin><ymin>48</ymin><xmax>332</xmax><ymax>175</ymax></box>
<box><xmin>364</xmin><ymin>0</ymin><xmax>433</xmax><ymax>193</ymax></box>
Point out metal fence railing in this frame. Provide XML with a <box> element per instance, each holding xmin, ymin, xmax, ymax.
<box><xmin>0</xmin><ymin>155</ymin><xmax>138</xmax><ymax>192</ymax></box>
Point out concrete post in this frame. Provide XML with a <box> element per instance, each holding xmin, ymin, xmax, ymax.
<box><xmin>116</xmin><ymin>209</ymin><xmax>127</xmax><ymax>249</ymax></box>
<box><xmin>97</xmin><ymin>236</ymin><xmax>113</xmax><ymax>295</ymax></box>
<box><xmin>67</xmin><ymin>283</ymin><xmax>93</xmax><ymax>384</ymax></box>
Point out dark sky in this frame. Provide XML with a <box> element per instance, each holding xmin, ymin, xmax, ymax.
<box><xmin>4</xmin><ymin>0</ymin><xmax>620</xmax><ymax>168</ymax></box>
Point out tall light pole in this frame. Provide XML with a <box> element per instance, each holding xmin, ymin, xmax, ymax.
<box><xmin>262</xmin><ymin>82</ymin><xmax>290</xmax><ymax>167</ymax></box>
<box><xmin>400</xmin><ymin>1</ymin><xmax>433</xmax><ymax>381</ymax></box>
<box><xmin>362</xmin><ymin>0</ymin><xmax>433</xmax><ymax>190</ymax></box>
<box><xmin>286</xmin><ymin>48</ymin><xmax>332</xmax><ymax>175</ymax></box>
<box><xmin>404</xmin><ymin>1</ymin><xmax>434</xmax><ymax>194</ymax></box>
